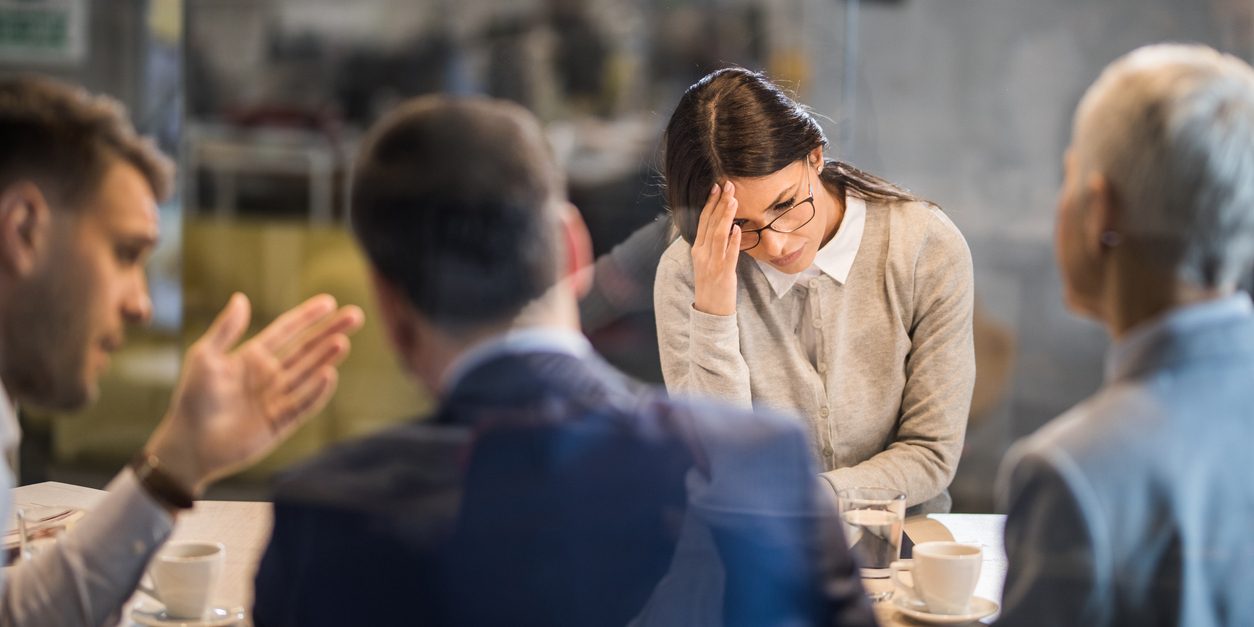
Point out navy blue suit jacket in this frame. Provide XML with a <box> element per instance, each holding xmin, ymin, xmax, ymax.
<box><xmin>252</xmin><ymin>350</ymin><xmax>873</xmax><ymax>626</ymax></box>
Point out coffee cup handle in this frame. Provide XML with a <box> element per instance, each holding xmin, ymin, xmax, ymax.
<box><xmin>136</xmin><ymin>573</ymin><xmax>162</xmax><ymax>605</ymax></box>
<box><xmin>890</xmin><ymin>559</ymin><xmax>916</xmax><ymax>600</ymax></box>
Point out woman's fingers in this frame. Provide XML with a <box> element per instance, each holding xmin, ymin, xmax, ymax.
<box><xmin>727</xmin><ymin>224</ymin><xmax>742</xmax><ymax>259</ymax></box>
<box><xmin>710</xmin><ymin>182</ymin><xmax>739</xmax><ymax>264</ymax></box>
<box><xmin>702</xmin><ymin>181</ymin><xmax>736</xmax><ymax>254</ymax></box>
<box><xmin>690</xmin><ymin>182</ymin><xmax>741</xmax><ymax>316</ymax></box>
<box><xmin>717</xmin><ymin>180</ymin><xmax>732</xmax><ymax>245</ymax></box>
<box><xmin>694</xmin><ymin>183</ymin><xmax>721</xmax><ymax>249</ymax></box>
<box><xmin>717</xmin><ymin>182</ymin><xmax>738</xmax><ymax>252</ymax></box>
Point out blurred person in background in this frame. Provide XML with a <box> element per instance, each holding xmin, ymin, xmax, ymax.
<box><xmin>997</xmin><ymin>43</ymin><xmax>1254</xmax><ymax>626</ymax></box>
<box><xmin>252</xmin><ymin>95</ymin><xmax>875</xmax><ymax>627</ymax></box>
<box><xmin>655</xmin><ymin>68</ymin><xmax>975</xmax><ymax>514</ymax></box>
<box><xmin>0</xmin><ymin>76</ymin><xmax>363</xmax><ymax>625</ymax></box>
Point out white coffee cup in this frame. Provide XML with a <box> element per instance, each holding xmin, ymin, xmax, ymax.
<box><xmin>889</xmin><ymin>541</ymin><xmax>982</xmax><ymax>615</ymax></box>
<box><xmin>142</xmin><ymin>541</ymin><xmax>224</xmax><ymax>619</ymax></box>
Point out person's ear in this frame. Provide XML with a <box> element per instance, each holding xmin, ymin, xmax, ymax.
<box><xmin>807</xmin><ymin>146</ymin><xmax>825</xmax><ymax>172</ymax></box>
<box><xmin>1083</xmin><ymin>172</ymin><xmax>1121</xmax><ymax>258</ymax></box>
<box><xmin>558</xmin><ymin>202</ymin><xmax>594</xmax><ymax>299</ymax></box>
<box><xmin>367</xmin><ymin>270</ymin><xmax>421</xmax><ymax>374</ymax></box>
<box><xmin>0</xmin><ymin>181</ymin><xmax>53</xmax><ymax>277</ymax></box>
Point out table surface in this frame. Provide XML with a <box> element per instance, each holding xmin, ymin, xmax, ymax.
<box><xmin>12</xmin><ymin>482</ymin><xmax>272</xmax><ymax>627</ymax></box>
<box><xmin>12</xmin><ymin>482</ymin><xmax>1008</xmax><ymax>627</ymax></box>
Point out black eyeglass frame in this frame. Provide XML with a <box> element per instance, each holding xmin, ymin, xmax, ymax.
<box><xmin>735</xmin><ymin>164</ymin><xmax>816</xmax><ymax>252</ymax></box>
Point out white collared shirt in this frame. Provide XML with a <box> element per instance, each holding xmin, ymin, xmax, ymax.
<box><xmin>751</xmin><ymin>193</ymin><xmax>867</xmax><ymax>368</ymax></box>
<box><xmin>755</xmin><ymin>193</ymin><xmax>867</xmax><ymax>299</ymax></box>
<box><xmin>0</xmin><ymin>380</ymin><xmax>20</xmax><ymax>456</ymax></box>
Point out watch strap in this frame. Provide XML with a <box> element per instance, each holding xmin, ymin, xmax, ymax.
<box><xmin>130</xmin><ymin>451</ymin><xmax>195</xmax><ymax>510</ymax></box>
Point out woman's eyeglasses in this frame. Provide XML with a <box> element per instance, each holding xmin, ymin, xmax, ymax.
<box><xmin>736</xmin><ymin>165</ymin><xmax>816</xmax><ymax>252</ymax></box>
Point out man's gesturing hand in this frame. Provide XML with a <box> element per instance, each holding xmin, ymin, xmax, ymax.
<box><xmin>146</xmin><ymin>293</ymin><xmax>365</xmax><ymax>497</ymax></box>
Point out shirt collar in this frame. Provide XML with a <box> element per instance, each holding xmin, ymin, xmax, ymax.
<box><xmin>0</xmin><ymin>379</ymin><xmax>19</xmax><ymax>454</ymax></box>
<box><xmin>1105</xmin><ymin>293</ymin><xmax>1254</xmax><ymax>382</ymax></box>
<box><xmin>755</xmin><ymin>193</ymin><xmax>867</xmax><ymax>299</ymax></box>
<box><xmin>440</xmin><ymin>326</ymin><xmax>593</xmax><ymax>393</ymax></box>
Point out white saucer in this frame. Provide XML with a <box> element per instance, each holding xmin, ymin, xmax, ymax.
<box><xmin>892</xmin><ymin>595</ymin><xmax>999</xmax><ymax>624</ymax></box>
<box><xmin>130</xmin><ymin>605</ymin><xmax>246</xmax><ymax>627</ymax></box>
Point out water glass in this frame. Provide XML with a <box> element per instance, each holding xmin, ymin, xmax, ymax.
<box><xmin>836</xmin><ymin>487</ymin><xmax>906</xmax><ymax>582</ymax></box>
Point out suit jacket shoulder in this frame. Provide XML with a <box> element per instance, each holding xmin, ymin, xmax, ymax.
<box><xmin>255</xmin><ymin>350</ymin><xmax>873</xmax><ymax>627</ymax></box>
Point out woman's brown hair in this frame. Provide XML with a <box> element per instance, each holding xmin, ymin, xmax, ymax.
<box><xmin>663</xmin><ymin>67</ymin><xmax>919</xmax><ymax>243</ymax></box>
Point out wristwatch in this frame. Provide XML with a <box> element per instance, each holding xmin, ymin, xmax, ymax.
<box><xmin>130</xmin><ymin>451</ymin><xmax>195</xmax><ymax>510</ymax></box>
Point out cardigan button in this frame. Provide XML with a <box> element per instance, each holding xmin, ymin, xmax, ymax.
<box><xmin>822</xmin><ymin>447</ymin><xmax>834</xmax><ymax>457</ymax></box>
<box><xmin>819</xmin><ymin>405</ymin><xmax>830</xmax><ymax>417</ymax></box>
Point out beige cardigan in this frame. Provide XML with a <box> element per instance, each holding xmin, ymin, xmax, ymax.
<box><xmin>654</xmin><ymin>199</ymin><xmax>975</xmax><ymax>511</ymax></box>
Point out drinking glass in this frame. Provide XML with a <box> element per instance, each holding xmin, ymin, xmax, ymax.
<box><xmin>15</xmin><ymin>505</ymin><xmax>74</xmax><ymax>561</ymax></box>
<box><xmin>837</xmin><ymin>487</ymin><xmax>906</xmax><ymax>591</ymax></box>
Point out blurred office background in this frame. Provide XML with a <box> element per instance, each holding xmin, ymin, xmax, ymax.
<box><xmin>10</xmin><ymin>0</ymin><xmax>1252</xmax><ymax>509</ymax></box>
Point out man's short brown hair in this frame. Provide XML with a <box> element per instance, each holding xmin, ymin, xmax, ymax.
<box><xmin>350</xmin><ymin>96</ymin><xmax>565</xmax><ymax>332</ymax></box>
<box><xmin>0</xmin><ymin>75</ymin><xmax>174</xmax><ymax>207</ymax></box>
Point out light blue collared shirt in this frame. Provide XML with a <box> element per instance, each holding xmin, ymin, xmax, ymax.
<box><xmin>440</xmin><ymin>326</ymin><xmax>593</xmax><ymax>393</ymax></box>
<box><xmin>1104</xmin><ymin>293</ymin><xmax>1253</xmax><ymax>382</ymax></box>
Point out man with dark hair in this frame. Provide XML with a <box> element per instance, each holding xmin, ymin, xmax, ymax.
<box><xmin>0</xmin><ymin>75</ymin><xmax>363</xmax><ymax>625</ymax></box>
<box><xmin>252</xmin><ymin>96</ymin><xmax>874</xmax><ymax>626</ymax></box>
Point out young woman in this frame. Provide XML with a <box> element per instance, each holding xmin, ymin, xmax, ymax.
<box><xmin>654</xmin><ymin>68</ymin><xmax>974</xmax><ymax>513</ymax></box>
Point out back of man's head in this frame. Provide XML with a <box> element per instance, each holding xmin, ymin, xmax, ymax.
<box><xmin>350</xmin><ymin>96</ymin><xmax>565</xmax><ymax>333</ymax></box>
<box><xmin>0</xmin><ymin>75</ymin><xmax>172</xmax><ymax>207</ymax></box>
<box><xmin>1074</xmin><ymin>44</ymin><xmax>1254</xmax><ymax>288</ymax></box>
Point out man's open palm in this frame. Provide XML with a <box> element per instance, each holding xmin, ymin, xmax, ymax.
<box><xmin>148</xmin><ymin>293</ymin><xmax>364</xmax><ymax>494</ymax></box>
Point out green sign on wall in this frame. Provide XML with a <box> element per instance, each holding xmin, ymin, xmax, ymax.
<box><xmin>0</xmin><ymin>0</ymin><xmax>85</xmax><ymax>65</ymax></box>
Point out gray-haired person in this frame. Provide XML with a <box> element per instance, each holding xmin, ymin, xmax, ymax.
<box><xmin>996</xmin><ymin>44</ymin><xmax>1254</xmax><ymax>626</ymax></box>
